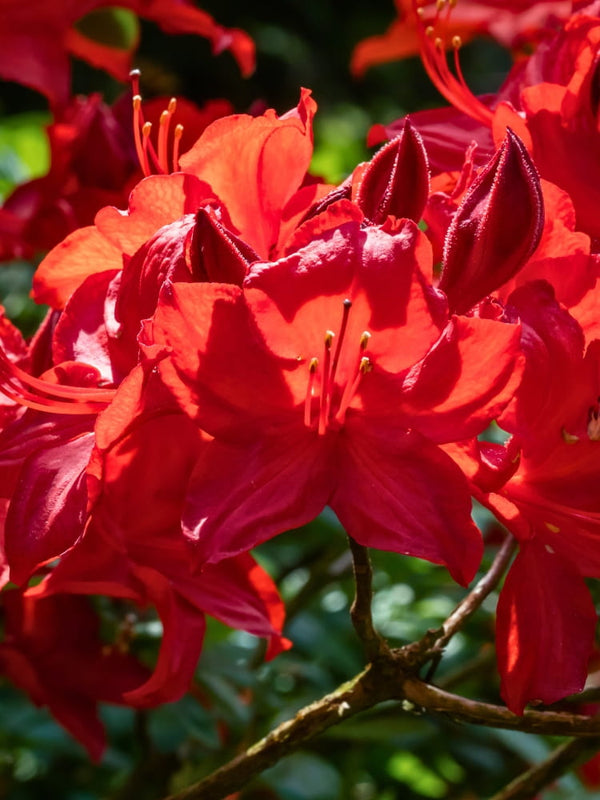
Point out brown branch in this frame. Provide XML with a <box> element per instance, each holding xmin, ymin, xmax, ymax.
<box><xmin>160</xmin><ymin>535</ymin><xmax>600</xmax><ymax>800</ymax></box>
<box><xmin>434</xmin><ymin>535</ymin><xmax>517</xmax><ymax>653</ymax></box>
<box><xmin>163</xmin><ymin>660</ymin><xmax>396</xmax><ymax>800</ymax></box>
<box><xmin>487</xmin><ymin>736</ymin><xmax>600</xmax><ymax>800</ymax></box>
<box><xmin>401</xmin><ymin>678</ymin><xmax>600</xmax><ymax>737</ymax></box>
<box><xmin>347</xmin><ymin>537</ymin><xmax>388</xmax><ymax>660</ymax></box>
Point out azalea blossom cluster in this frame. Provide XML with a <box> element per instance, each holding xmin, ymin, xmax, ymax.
<box><xmin>1</xmin><ymin>0</ymin><xmax>600</xmax><ymax>764</ymax></box>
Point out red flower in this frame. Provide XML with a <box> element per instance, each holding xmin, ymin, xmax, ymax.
<box><xmin>453</xmin><ymin>282</ymin><xmax>600</xmax><ymax>711</ymax></box>
<box><xmin>350</xmin><ymin>0</ymin><xmax>570</xmax><ymax>78</ymax></box>
<box><xmin>0</xmin><ymin>0</ymin><xmax>254</xmax><ymax>108</ymax></box>
<box><xmin>32</xmin><ymin>89</ymin><xmax>319</xmax><ymax>309</ymax></box>
<box><xmin>146</xmin><ymin>217</ymin><xmax>522</xmax><ymax>586</ymax></box>
<box><xmin>0</xmin><ymin>92</ymin><xmax>233</xmax><ymax>259</ymax></box>
<box><xmin>0</xmin><ymin>591</ymin><xmax>151</xmax><ymax>760</ymax></box>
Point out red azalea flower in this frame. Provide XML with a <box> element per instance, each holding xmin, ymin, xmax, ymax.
<box><xmin>375</xmin><ymin>4</ymin><xmax>600</xmax><ymax>242</ymax></box>
<box><xmin>0</xmin><ymin>92</ymin><xmax>233</xmax><ymax>260</ymax></box>
<box><xmin>451</xmin><ymin>282</ymin><xmax>600</xmax><ymax>711</ymax></box>
<box><xmin>32</xmin><ymin>89</ymin><xmax>321</xmax><ymax>309</ymax></box>
<box><xmin>21</xmin><ymin>361</ymin><xmax>290</xmax><ymax>708</ymax></box>
<box><xmin>146</xmin><ymin>217</ymin><xmax>523</xmax><ymax>586</ymax></box>
<box><xmin>0</xmin><ymin>0</ymin><xmax>254</xmax><ymax>108</ymax></box>
<box><xmin>350</xmin><ymin>0</ymin><xmax>570</xmax><ymax>78</ymax></box>
<box><xmin>0</xmin><ymin>590</ymin><xmax>151</xmax><ymax>760</ymax></box>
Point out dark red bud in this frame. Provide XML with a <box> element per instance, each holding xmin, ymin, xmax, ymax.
<box><xmin>355</xmin><ymin>118</ymin><xmax>430</xmax><ymax>225</ymax></box>
<box><xmin>190</xmin><ymin>208</ymin><xmax>257</xmax><ymax>285</ymax></box>
<box><xmin>439</xmin><ymin>128</ymin><xmax>544</xmax><ymax>315</ymax></box>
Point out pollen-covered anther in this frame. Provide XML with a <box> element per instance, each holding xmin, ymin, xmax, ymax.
<box><xmin>452</xmin><ymin>35</ymin><xmax>462</xmax><ymax>49</ymax></box>
<box><xmin>562</xmin><ymin>427</ymin><xmax>579</xmax><ymax>444</ymax></box>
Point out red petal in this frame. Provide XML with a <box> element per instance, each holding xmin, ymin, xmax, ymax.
<box><xmin>182</xmin><ymin>433</ymin><xmax>332</xmax><ymax>564</ymax></box>
<box><xmin>497</xmin><ymin>539</ymin><xmax>596</xmax><ymax>713</ymax></box>
<box><xmin>401</xmin><ymin>315</ymin><xmax>523</xmax><ymax>442</ymax></box>
<box><xmin>333</xmin><ymin>427</ymin><xmax>483</xmax><ymax>586</ymax></box>
<box><xmin>179</xmin><ymin>90</ymin><xmax>316</xmax><ymax>258</ymax></box>
<box><xmin>33</xmin><ymin>226</ymin><xmax>121</xmax><ymax>309</ymax></box>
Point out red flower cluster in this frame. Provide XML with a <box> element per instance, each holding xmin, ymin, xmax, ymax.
<box><xmin>2</xmin><ymin>0</ymin><xmax>600</xmax><ymax>762</ymax></box>
<box><xmin>367</xmin><ymin>0</ymin><xmax>600</xmax><ymax>713</ymax></box>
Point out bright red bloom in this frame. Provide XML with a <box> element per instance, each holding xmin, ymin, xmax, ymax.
<box><xmin>0</xmin><ymin>0</ymin><xmax>254</xmax><ymax>108</ymax></box>
<box><xmin>452</xmin><ymin>282</ymin><xmax>600</xmax><ymax>711</ymax></box>
<box><xmin>0</xmin><ymin>93</ymin><xmax>233</xmax><ymax>259</ymax></box>
<box><xmin>351</xmin><ymin>0</ymin><xmax>570</xmax><ymax>78</ymax></box>
<box><xmin>374</xmin><ymin>4</ymin><xmax>600</xmax><ymax>242</ymax></box>
<box><xmin>146</xmin><ymin>217</ymin><xmax>523</xmax><ymax>586</ymax></box>
<box><xmin>32</xmin><ymin>89</ymin><xmax>320</xmax><ymax>309</ymax></box>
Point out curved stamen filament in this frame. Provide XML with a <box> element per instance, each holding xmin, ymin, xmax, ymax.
<box><xmin>133</xmin><ymin>96</ymin><xmax>151</xmax><ymax>177</ymax></box>
<box><xmin>303</xmin><ymin>300</ymin><xmax>373</xmax><ymax>434</ymax></box>
<box><xmin>304</xmin><ymin>358</ymin><xmax>319</xmax><ymax>427</ymax></box>
<box><xmin>172</xmin><ymin>124</ymin><xmax>184</xmax><ymax>172</ymax></box>
<box><xmin>0</xmin><ymin>351</ymin><xmax>115</xmax><ymax>415</ymax></box>
<box><xmin>158</xmin><ymin>99</ymin><xmax>177</xmax><ymax>174</ymax></box>
<box><xmin>319</xmin><ymin>331</ymin><xmax>335</xmax><ymax>435</ymax></box>
<box><xmin>130</xmin><ymin>71</ymin><xmax>184</xmax><ymax>177</ymax></box>
<box><xmin>414</xmin><ymin>1</ymin><xmax>494</xmax><ymax>127</ymax></box>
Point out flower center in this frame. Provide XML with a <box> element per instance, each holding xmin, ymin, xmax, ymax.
<box><xmin>413</xmin><ymin>0</ymin><xmax>494</xmax><ymax>126</ymax></box>
<box><xmin>130</xmin><ymin>70</ymin><xmax>184</xmax><ymax>177</ymax></box>
<box><xmin>303</xmin><ymin>299</ymin><xmax>373</xmax><ymax>435</ymax></box>
<box><xmin>561</xmin><ymin>395</ymin><xmax>600</xmax><ymax>443</ymax></box>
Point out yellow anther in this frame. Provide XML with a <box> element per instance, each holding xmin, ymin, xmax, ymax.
<box><xmin>324</xmin><ymin>331</ymin><xmax>335</xmax><ymax>349</ymax></box>
<box><xmin>359</xmin><ymin>357</ymin><xmax>373</xmax><ymax>374</ymax></box>
<box><xmin>434</xmin><ymin>37</ymin><xmax>444</xmax><ymax>50</ymax></box>
<box><xmin>168</xmin><ymin>97</ymin><xmax>177</xmax><ymax>114</ymax></box>
<box><xmin>360</xmin><ymin>331</ymin><xmax>372</xmax><ymax>349</ymax></box>
<box><xmin>561</xmin><ymin>428</ymin><xmax>579</xmax><ymax>444</ymax></box>
<box><xmin>452</xmin><ymin>35</ymin><xmax>462</xmax><ymax>49</ymax></box>
<box><xmin>545</xmin><ymin>523</ymin><xmax>560</xmax><ymax>534</ymax></box>
<box><xmin>425</xmin><ymin>24</ymin><xmax>435</xmax><ymax>36</ymax></box>
<box><xmin>142</xmin><ymin>121</ymin><xmax>152</xmax><ymax>137</ymax></box>
<box><xmin>309</xmin><ymin>357</ymin><xmax>319</xmax><ymax>373</ymax></box>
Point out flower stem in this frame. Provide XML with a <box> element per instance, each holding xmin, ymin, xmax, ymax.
<box><xmin>487</xmin><ymin>736</ymin><xmax>600</xmax><ymax>800</ymax></box>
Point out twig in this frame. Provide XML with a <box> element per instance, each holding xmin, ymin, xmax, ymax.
<box><xmin>487</xmin><ymin>736</ymin><xmax>600</xmax><ymax>800</ymax></box>
<box><xmin>347</xmin><ymin>537</ymin><xmax>388</xmax><ymax>660</ymax></box>
<box><xmin>401</xmin><ymin>678</ymin><xmax>600</xmax><ymax>736</ymax></box>
<box><xmin>163</xmin><ymin>660</ymin><xmax>396</xmax><ymax>800</ymax></box>
<box><xmin>434</xmin><ymin>535</ymin><xmax>517</xmax><ymax>652</ymax></box>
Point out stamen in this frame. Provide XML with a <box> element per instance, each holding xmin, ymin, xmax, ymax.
<box><xmin>0</xmin><ymin>350</ymin><xmax>115</xmax><ymax>415</ymax></box>
<box><xmin>132</xmin><ymin>96</ymin><xmax>151</xmax><ymax>177</ymax></box>
<box><xmin>413</xmin><ymin>0</ymin><xmax>494</xmax><ymax>127</ymax></box>
<box><xmin>319</xmin><ymin>332</ymin><xmax>335</xmax><ymax>435</ymax></box>
<box><xmin>130</xmin><ymin>70</ymin><xmax>182</xmax><ymax>176</ymax></box>
<box><xmin>158</xmin><ymin>98</ymin><xmax>177</xmax><ymax>174</ymax></box>
<box><xmin>334</xmin><ymin>356</ymin><xmax>372</xmax><ymax>425</ymax></box>
<box><xmin>588</xmin><ymin>396</ymin><xmax>600</xmax><ymax>440</ymax></box>
<box><xmin>304</xmin><ymin>358</ymin><xmax>319</xmax><ymax>427</ymax></box>
<box><xmin>172</xmin><ymin>124</ymin><xmax>184</xmax><ymax>172</ymax></box>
